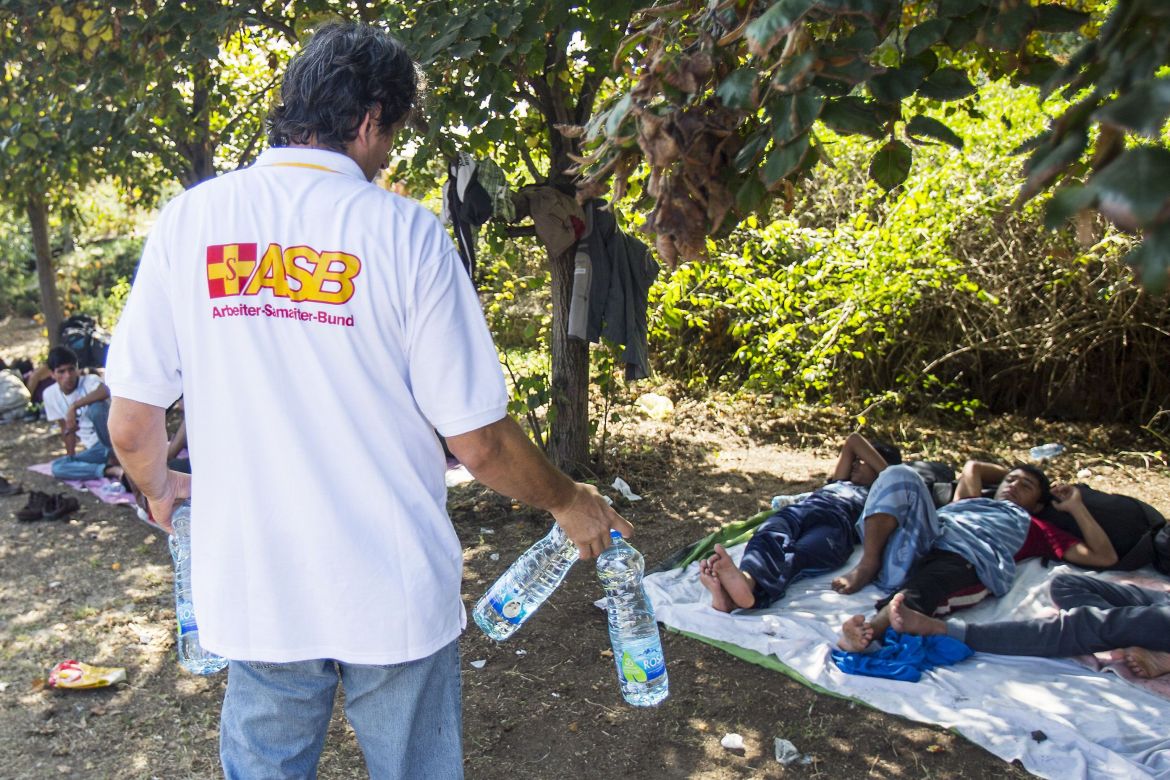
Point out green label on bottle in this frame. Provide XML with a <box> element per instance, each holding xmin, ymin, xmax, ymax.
<box><xmin>621</xmin><ymin>651</ymin><xmax>648</xmax><ymax>683</ymax></box>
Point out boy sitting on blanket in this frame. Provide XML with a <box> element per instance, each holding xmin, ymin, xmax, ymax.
<box><xmin>700</xmin><ymin>433</ymin><xmax>901</xmax><ymax>612</ymax></box>
<box><xmin>836</xmin><ymin>460</ymin><xmax>1118</xmax><ymax>652</ymax></box>
<box><xmin>43</xmin><ymin>346</ymin><xmax>123</xmax><ymax>482</ymax></box>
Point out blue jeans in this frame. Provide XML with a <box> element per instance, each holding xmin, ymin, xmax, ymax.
<box><xmin>51</xmin><ymin>400</ymin><xmax>112</xmax><ymax>480</ymax></box>
<box><xmin>740</xmin><ymin>507</ymin><xmax>854</xmax><ymax>607</ymax></box>
<box><xmin>951</xmin><ymin>574</ymin><xmax>1170</xmax><ymax>656</ymax></box>
<box><xmin>220</xmin><ymin>639</ymin><xmax>463</xmax><ymax>779</ymax></box>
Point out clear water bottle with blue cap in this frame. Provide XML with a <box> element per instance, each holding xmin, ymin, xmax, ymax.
<box><xmin>169</xmin><ymin>502</ymin><xmax>227</xmax><ymax>675</ymax></box>
<box><xmin>596</xmin><ymin>531</ymin><xmax>669</xmax><ymax>707</ymax></box>
<box><xmin>473</xmin><ymin>523</ymin><xmax>580</xmax><ymax>641</ymax></box>
<box><xmin>1029</xmin><ymin>443</ymin><xmax>1065</xmax><ymax>461</ymax></box>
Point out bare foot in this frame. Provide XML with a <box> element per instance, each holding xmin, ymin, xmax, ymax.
<box><xmin>832</xmin><ymin>562</ymin><xmax>878</xmax><ymax>594</ymax></box>
<box><xmin>1123</xmin><ymin>648</ymin><xmax>1170</xmax><ymax>679</ymax></box>
<box><xmin>699</xmin><ymin>557</ymin><xmax>735</xmax><ymax>613</ymax></box>
<box><xmin>888</xmin><ymin>593</ymin><xmax>946</xmax><ymax>637</ymax></box>
<box><xmin>838</xmin><ymin>614</ymin><xmax>875</xmax><ymax>652</ymax></box>
<box><xmin>709</xmin><ymin>544</ymin><xmax>756</xmax><ymax>609</ymax></box>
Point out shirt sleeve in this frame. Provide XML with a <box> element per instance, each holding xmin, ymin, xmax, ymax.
<box><xmin>43</xmin><ymin>386</ymin><xmax>65</xmax><ymax>422</ymax></box>
<box><xmin>402</xmin><ymin>212</ymin><xmax>508</xmax><ymax>437</ymax></box>
<box><xmin>104</xmin><ymin>206</ymin><xmax>184</xmax><ymax>409</ymax></box>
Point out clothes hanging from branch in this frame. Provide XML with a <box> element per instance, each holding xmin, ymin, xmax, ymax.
<box><xmin>441</xmin><ymin>153</ymin><xmax>494</xmax><ymax>280</ymax></box>
<box><xmin>568</xmin><ymin>200</ymin><xmax>659</xmax><ymax>380</ymax></box>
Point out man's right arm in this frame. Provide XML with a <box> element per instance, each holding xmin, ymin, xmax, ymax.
<box><xmin>445</xmin><ymin>417</ymin><xmax>634</xmax><ymax>559</ymax></box>
<box><xmin>954</xmin><ymin>460</ymin><xmax>1008</xmax><ymax>501</ymax></box>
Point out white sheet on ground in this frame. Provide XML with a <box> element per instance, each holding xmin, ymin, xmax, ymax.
<box><xmin>643</xmin><ymin>544</ymin><xmax>1170</xmax><ymax>779</ymax></box>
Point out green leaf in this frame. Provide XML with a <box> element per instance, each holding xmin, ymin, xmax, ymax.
<box><xmin>745</xmin><ymin>0</ymin><xmax>816</xmax><ymax>57</ymax></box>
<box><xmin>1123</xmin><ymin>220</ymin><xmax>1170</xmax><ymax>295</ymax></box>
<box><xmin>939</xmin><ymin>0</ymin><xmax>985</xmax><ymax>16</ymax></box>
<box><xmin>869</xmin><ymin>140</ymin><xmax>912</xmax><ymax>190</ymax></box>
<box><xmin>734</xmin><ymin>130</ymin><xmax>769</xmax><ymax>172</ymax></box>
<box><xmin>769</xmin><ymin>89</ymin><xmax>824</xmax><ymax>144</ymax></box>
<box><xmin>1034</xmin><ymin>5</ymin><xmax>1089</xmax><ymax>33</ymax></box>
<box><xmin>917</xmin><ymin>68</ymin><xmax>977</xmax><ymax>101</ymax></box>
<box><xmin>1093</xmin><ymin>78</ymin><xmax>1170</xmax><ymax>138</ymax></box>
<box><xmin>819</xmin><ymin>97</ymin><xmax>886</xmax><ymax>139</ymax></box>
<box><xmin>981</xmin><ymin>5</ymin><xmax>1032</xmax><ymax>51</ymax></box>
<box><xmin>448</xmin><ymin>40</ymin><xmax>480</xmax><ymax>59</ymax></box>
<box><xmin>1020</xmin><ymin>130</ymin><xmax>1087</xmax><ymax>200</ymax></box>
<box><xmin>1014</xmin><ymin>56</ymin><xmax>1060</xmax><ymax>88</ymax></box>
<box><xmin>605</xmin><ymin>93</ymin><xmax>633</xmax><ymax>137</ymax></box>
<box><xmin>1043</xmin><ymin>185</ymin><xmax>1096</xmax><ymax>230</ymax></box>
<box><xmin>1090</xmin><ymin>147</ymin><xmax>1170</xmax><ymax>230</ymax></box>
<box><xmin>735</xmin><ymin>174</ymin><xmax>767</xmax><ymax>214</ymax></box>
<box><xmin>763</xmin><ymin>132</ymin><xmax>810</xmax><ymax>185</ymax></box>
<box><xmin>905</xmin><ymin>115</ymin><xmax>963</xmax><ymax>150</ymax></box>
<box><xmin>868</xmin><ymin>63</ymin><xmax>928</xmax><ymax>104</ymax></box>
<box><xmin>771</xmin><ymin>50</ymin><xmax>817</xmax><ymax>88</ymax></box>
<box><xmin>716</xmin><ymin>68</ymin><xmax>759</xmax><ymax>110</ymax></box>
<box><xmin>19</xmin><ymin>133</ymin><xmax>37</xmax><ymax>149</ymax></box>
<box><xmin>944</xmin><ymin>15</ymin><xmax>980</xmax><ymax>48</ymax></box>
<box><xmin>905</xmin><ymin>18</ymin><xmax>950</xmax><ymax>58</ymax></box>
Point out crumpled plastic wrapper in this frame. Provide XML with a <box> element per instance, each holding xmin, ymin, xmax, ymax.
<box><xmin>48</xmin><ymin>660</ymin><xmax>127</xmax><ymax>689</ymax></box>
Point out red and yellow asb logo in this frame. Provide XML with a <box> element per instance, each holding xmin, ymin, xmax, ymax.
<box><xmin>206</xmin><ymin>243</ymin><xmax>361</xmax><ymax>305</ymax></box>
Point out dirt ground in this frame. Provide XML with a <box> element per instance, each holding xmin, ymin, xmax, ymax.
<box><xmin>2</xmin><ymin>313</ymin><xmax>1168</xmax><ymax>779</ymax></box>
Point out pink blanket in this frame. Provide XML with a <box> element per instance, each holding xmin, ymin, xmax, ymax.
<box><xmin>27</xmin><ymin>462</ymin><xmax>136</xmax><ymax>505</ymax></box>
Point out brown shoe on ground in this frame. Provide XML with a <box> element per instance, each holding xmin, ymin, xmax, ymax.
<box><xmin>15</xmin><ymin>491</ymin><xmax>52</xmax><ymax>522</ymax></box>
<box><xmin>41</xmin><ymin>493</ymin><xmax>81</xmax><ymax>521</ymax></box>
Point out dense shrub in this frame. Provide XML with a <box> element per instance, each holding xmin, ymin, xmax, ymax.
<box><xmin>648</xmin><ymin>80</ymin><xmax>1170</xmax><ymax>428</ymax></box>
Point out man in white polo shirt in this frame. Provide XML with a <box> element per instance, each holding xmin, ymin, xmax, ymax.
<box><xmin>105</xmin><ymin>22</ymin><xmax>631</xmax><ymax>779</ymax></box>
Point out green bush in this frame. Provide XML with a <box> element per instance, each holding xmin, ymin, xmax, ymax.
<box><xmin>648</xmin><ymin>79</ymin><xmax>1169</xmax><ymax>428</ymax></box>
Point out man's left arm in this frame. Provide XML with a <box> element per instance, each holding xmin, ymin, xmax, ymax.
<box><xmin>1052</xmin><ymin>484</ymin><xmax>1118</xmax><ymax>568</ymax></box>
<box><xmin>108</xmin><ymin>396</ymin><xmax>190</xmax><ymax>532</ymax></box>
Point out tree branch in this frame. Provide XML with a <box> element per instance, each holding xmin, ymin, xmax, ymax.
<box><xmin>216</xmin><ymin>71</ymin><xmax>282</xmax><ymax>143</ymax></box>
<box><xmin>574</xmin><ymin>70</ymin><xmax>605</xmax><ymax>126</ymax></box>
<box><xmin>518</xmin><ymin>143</ymin><xmax>544</xmax><ymax>182</ymax></box>
<box><xmin>244</xmin><ymin>3</ymin><xmax>298</xmax><ymax>44</ymax></box>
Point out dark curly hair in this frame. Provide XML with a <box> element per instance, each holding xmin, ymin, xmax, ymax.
<box><xmin>267</xmin><ymin>22</ymin><xmax>419</xmax><ymax>151</ymax></box>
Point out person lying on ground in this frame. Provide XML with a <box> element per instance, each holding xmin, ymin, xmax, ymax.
<box><xmin>43</xmin><ymin>346</ymin><xmax>122</xmax><ymax>482</ymax></box>
<box><xmin>833</xmin><ymin>460</ymin><xmax>1052</xmax><ymax>595</ymax></box>
<box><xmin>887</xmin><ymin>573</ymin><xmax>1170</xmax><ymax>679</ymax></box>
<box><xmin>700</xmin><ymin>433</ymin><xmax>900</xmax><ymax>612</ymax></box>
<box><xmin>1013</xmin><ymin>478</ymin><xmax>1118</xmax><ymax>569</ymax></box>
<box><xmin>836</xmin><ymin>461</ymin><xmax>1049</xmax><ymax>652</ymax></box>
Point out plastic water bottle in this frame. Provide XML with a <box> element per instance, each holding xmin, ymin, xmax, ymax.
<box><xmin>168</xmin><ymin>503</ymin><xmax>227</xmax><ymax>675</ymax></box>
<box><xmin>596</xmin><ymin>531</ymin><xmax>669</xmax><ymax>707</ymax></box>
<box><xmin>473</xmin><ymin>523</ymin><xmax>579</xmax><ymax>641</ymax></box>
<box><xmin>1029</xmin><ymin>443</ymin><xmax>1065</xmax><ymax>461</ymax></box>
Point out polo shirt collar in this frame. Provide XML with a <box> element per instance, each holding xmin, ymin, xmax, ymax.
<box><xmin>255</xmin><ymin>147</ymin><xmax>367</xmax><ymax>181</ymax></box>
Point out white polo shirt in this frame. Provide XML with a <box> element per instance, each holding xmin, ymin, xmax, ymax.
<box><xmin>105</xmin><ymin>147</ymin><xmax>508</xmax><ymax>664</ymax></box>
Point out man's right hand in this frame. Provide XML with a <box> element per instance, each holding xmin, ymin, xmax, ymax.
<box><xmin>550</xmin><ymin>482</ymin><xmax>634</xmax><ymax>560</ymax></box>
<box><xmin>143</xmin><ymin>469</ymin><xmax>192</xmax><ymax>533</ymax></box>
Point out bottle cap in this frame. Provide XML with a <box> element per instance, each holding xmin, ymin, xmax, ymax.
<box><xmin>610</xmin><ymin>530</ymin><xmax>623</xmax><ymax>541</ymax></box>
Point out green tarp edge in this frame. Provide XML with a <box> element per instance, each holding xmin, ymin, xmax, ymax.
<box><xmin>664</xmin><ymin>625</ymin><xmax>866</xmax><ymax>706</ymax></box>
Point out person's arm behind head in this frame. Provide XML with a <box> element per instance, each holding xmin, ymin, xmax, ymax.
<box><xmin>831</xmin><ymin>432</ymin><xmax>892</xmax><ymax>481</ymax></box>
<box><xmin>1051</xmin><ymin>484</ymin><xmax>1119</xmax><ymax>568</ymax></box>
<box><xmin>954</xmin><ymin>460</ymin><xmax>1008</xmax><ymax>501</ymax></box>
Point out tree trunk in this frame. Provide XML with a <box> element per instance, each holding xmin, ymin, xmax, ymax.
<box><xmin>546</xmin><ymin>243</ymin><xmax>589</xmax><ymax>476</ymax></box>
<box><xmin>178</xmin><ymin>61</ymin><xmax>217</xmax><ymax>188</ymax></box>
<box><xmin>26</xmin><ymin>191</ymin><xmax>63</xmax><ymax>349</ymax></box>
